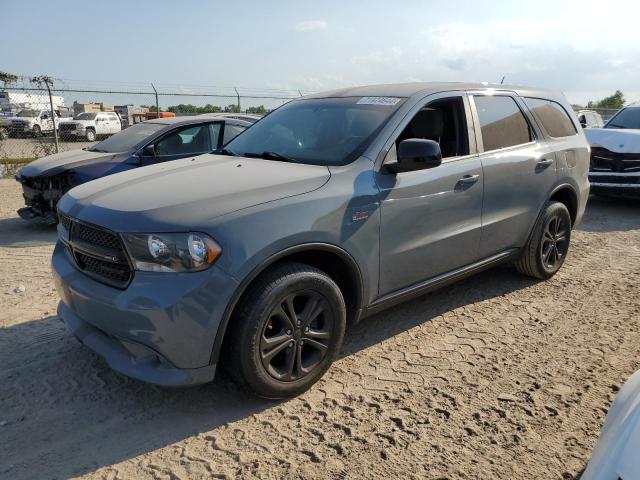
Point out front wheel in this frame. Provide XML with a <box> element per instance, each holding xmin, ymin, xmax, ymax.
<box><xmin>226</xmin><ymin>262</ymin><xmax>346</xmax><ymax>399</ymax></box>
<box><xmin>32</xmin><ymin>125</ymin><xmax>41</xmax><ymax>137</ymax></box>
<box><xmin>85</xmin><ymin>128</ymin><xmax>96</xmax><ymax>141</ymax></box>
<box><xmin>515</xmin><ymin>201</ymin><xmax>572</xmax><ymax>279</ymax></box>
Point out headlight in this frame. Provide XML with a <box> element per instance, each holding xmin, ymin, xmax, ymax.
<box><xmin>122</xmin><ymin>232</ymin><xmax>221</xmax><ymax>272</ymax></box>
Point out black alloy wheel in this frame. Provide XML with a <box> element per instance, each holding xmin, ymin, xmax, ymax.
<box><xmin>260</xmin><ymin>291</ymin><xmax>334</xmax><ymax>382</ymax></box>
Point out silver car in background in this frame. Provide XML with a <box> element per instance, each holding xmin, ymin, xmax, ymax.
<box><xmin>585</xmin><ymin>103</ymin><xmax>640</xmax><ymax>198</ymax></box>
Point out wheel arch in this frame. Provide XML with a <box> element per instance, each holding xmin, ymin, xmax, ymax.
<box><xmin>549</xmin><ymin>183</ymin><xmax>578</xmax><ymax>226</ymax></box>
<box><xmin>209</xmin><ymin>243</ymin><xmax>365</xmax><ymax>366</ymax></box>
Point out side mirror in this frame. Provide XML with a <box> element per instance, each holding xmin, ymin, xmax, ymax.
<box><xmin>142</xmin><ymin>144</ymin><xmax>156</xmax><ymax>157</ymax></box>
<box><xmin>390</xmin><ymin>139</ymin><xmax>442</xmax><ymax>173</ymax></box>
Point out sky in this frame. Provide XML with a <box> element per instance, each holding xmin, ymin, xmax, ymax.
<box><xmin>2</xmin><ymin>0</ymin><xmax>640</xmax><ymax>108</ymax></box>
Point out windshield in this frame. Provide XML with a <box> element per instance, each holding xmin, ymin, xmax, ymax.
<box><xmin>17</xmin><ymin>109</ymin><xmax>38</xmax><ymax>117</ymax></box>
<box><xmin>606</xmin><ymin>107</ymin><xmax>640</xmax><ymax>129</ymax></box>
<box><xmin>74</xmin><ymin>113</ymin><xmax>97</xmax><ymax>121</ymax></box>
<box><xmin>224</xmin><ymin>96</ymin><xmax>405</xmax><ymax>165</ymax></box>
<box><xmin>89</xmin><ymin>122</ymin><xmax>165</xmax><ymax>153</ymax></box>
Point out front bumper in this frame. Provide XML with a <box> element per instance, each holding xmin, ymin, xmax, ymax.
<box><xmin>52</xmin><ymin>241</ymin><xmax>239</xmax><ymax>386</ymax></box>
<box><xmin>59</xmin><ymin>129</ymin><xmax>85</xmax><ymax>137</ymax></box>
<box><xmin>589</xmin><ymin>172</ymin><xmax>640</xmax><ymax>199</ymax></box>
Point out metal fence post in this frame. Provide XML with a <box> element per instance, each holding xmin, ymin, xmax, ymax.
<box><xmin>151</xmin><ymin>83</ymin><xmax>159</xmax><ymax>116</ymax></box>
<box><xmin>234</xmin><ymin>87</ymin><xmax>240</xmax><ymax>112</ymax></box>
<box><xmin>45</xmin><ymin>82</ymin><xmax>59</xmax><ymax>154</ymax></box>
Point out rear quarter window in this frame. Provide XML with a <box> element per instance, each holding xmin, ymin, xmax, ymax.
<box><xmin>524</xmin><ymin>97</ymin><xmax>577</xmax><ymax>137</ymax></box>
<box><xmin>474</xmin><ymin>95</ymin><xmax>532</xmax><ymax>151</ymax></box>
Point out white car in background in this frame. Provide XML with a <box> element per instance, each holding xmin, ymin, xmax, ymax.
<box><xmin>583</xmin><ymin>370</ymin><xmax>640</xmax><ymax>479</ymax></box>
<box><xmin>577</xmin><ymin>109</ymin><xmax>604</xmax><ymax>128</ymax></box>
<box><xmin>5</xmin><ymin>108</ymin><xmax>66</xmax><ymax>137</ymax></box>
<box><xmin>584</xmin><ymin>103</ymin><xmax>640</xmax><ymax>198</ymax></box>
<box><xmin>58</xmin><ymin>111</ymin><xmax>122</xmax><ymax>141</ymax></box>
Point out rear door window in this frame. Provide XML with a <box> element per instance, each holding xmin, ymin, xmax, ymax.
<box><xmin>524</xmin><ymin>98</ymin><xmax>577</xmax><ymax>137</ymax></box>
<box><xmin>473</xmin><ymin>95</ymin><xmax>532</xmax><ymax>151</ymax></box>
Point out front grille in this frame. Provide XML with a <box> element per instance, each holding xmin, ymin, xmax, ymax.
<box><xmin>74</xmin><ymin>222</ymin><xmax>123</xmax><ymax>250</ymax></box>
<box><xmin>591</xmin><ymin>147</ymin><xmax>640</xmax><ymax>172</ymax></box>
<box><xmin>59</xmin><ymin>124</ymin><xmax>76</xmax><ymax>132</ymax></box>
<box><xmin>59</xmin><ymin>213</ymin><xmax>132</xmax><ymax>288</ymax></box>
<box><xmin>75</xmin><ymin>251</ymin><xmax>132</xmax><ymax>284</ymax></box>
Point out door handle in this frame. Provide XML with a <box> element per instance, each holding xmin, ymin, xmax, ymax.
<box><xmin>537</xmin><ymin>158</ymin><xmax>554</xmax><ymax>166</ymax></box>
<box><xmin>457</xmin><ymin>174</ymin><xmax>480</xmax><ymax>185</ymax></box>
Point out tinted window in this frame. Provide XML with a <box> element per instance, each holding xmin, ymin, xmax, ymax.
<box><xmin>474</xmin><ymin>96</ymin><xmax>532</xmax><ymax>151</ymax></box>
<box><xmin>88</xmin><ymin>122</ymin><xmax>165</xmax><ymax>153</ymax></box>
<box><xmin>225</xmin><ymin>97</ymin><xmax>405</xmax><ymax>166</ymax></box>
<box><xmin>606</xmin><ymin>107</ymin><xmax>640</xmax><ymax>129</ymax></box>
<box><xmin>75</xmin><ymin>113</ymin><xmax>97</xmax><ymax>120</ymax></box>
<box><xmin>222</xmin><ymin>123</ymin><xmax>245</xmax><ymax>145</ymax></box>
<box><xmin>524</xmin><ymin>98</ymin><xmax>577</xmax><ymax>137</ymax></box>
<box><xmin>156</xmin><ymin>125</ymin><xmax>210</xmax><ymax>156</ymax></box>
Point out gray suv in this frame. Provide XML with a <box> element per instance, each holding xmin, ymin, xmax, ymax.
<box><xmin>52</xmin><ymin>83</ymin><xmax>590</xmax><ymax>398</ymax></box>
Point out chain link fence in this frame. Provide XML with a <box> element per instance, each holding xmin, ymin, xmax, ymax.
<box><xmin>0</xmin><ymin>77</ymin><xmax>309</xmax><ymax>177</ymax></box>
<box><xmin>571</xmin><ymin>106</ymin><xmax>620</xmax><ymax>123</ymax></box>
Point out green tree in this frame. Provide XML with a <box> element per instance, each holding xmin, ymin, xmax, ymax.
<box><xmin>246</xmin><ymin>105</ymin><xmax>268</xmax><ymax>114</ymax></box>
<box><xmin>141</xmin><ymin>104</ymin><xmax>161</xmax><ymax>113</ymax></box>
<box><xmin>223</xmin><ymin>104</ymin><xmax>240</xmax><ymax>113</ymax></box>
<box><xmin>587</xmin><ymin>90</ymin><xmax>625</xmax><ymax>109</ymax></box>
<box><xmin>0</xmin><ymin>71</ymin><xmax>18</xmax><ymax>87</ymax></box>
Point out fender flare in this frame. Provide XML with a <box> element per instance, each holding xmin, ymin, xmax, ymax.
<box><xmin>208</xmin><ymin>242</ymin><xmax>365</xmax><ymax>366</ymax></box>
<box><xmin>523</xmin><ymin>183</ymin><xmax>579</xmax><ymax>247</ymax></box>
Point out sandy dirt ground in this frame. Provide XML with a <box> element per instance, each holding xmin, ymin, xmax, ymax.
<box><xmin>1</xmin><ymin>177</ymin><xmax>640</xmax><ymax>480</ymax></box>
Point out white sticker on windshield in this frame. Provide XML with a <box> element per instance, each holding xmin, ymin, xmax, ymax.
<box><xmin>356</xmin><ymin>96</ymin><xmax>402</xmax><ymax>106</ymax></box>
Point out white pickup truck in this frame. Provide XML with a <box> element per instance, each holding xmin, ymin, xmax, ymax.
<box><xmin>4</xmin><ymin>108</ymin><xmax>67</xmax><ymax>137</ymax></box>
<box><xmin>58</xmin><ymin>111</ymin><xmax>122</xmax><ymax>141</ymax></box>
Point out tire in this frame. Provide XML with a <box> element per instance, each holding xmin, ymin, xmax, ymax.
<box><xmin>32</xmin><ymin>125</ymin><xmax>41</xmax><ymax>137</ymax></box>
<box><xmin>0</xmin><ymin>127</ymin><xmax>8</xmax><ymax>140</ymax></box>
<box><xmin>85</xmin><ymin>128</ymin><xmax>96</xmax><ymax>141</ymax></box>
<box><xmin>226</xmin><ymin>262</ymin><xmax>346</xmax><ymax>399</ymax></box>
<box><xmin>515</xmin><ymin>201</ymin><xmax>572</xmax><ymax>280</ymax></box>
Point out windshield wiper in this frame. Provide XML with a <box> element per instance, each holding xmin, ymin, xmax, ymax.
<box><xmin>606</xmin><ymin>123</ymin><xmax>626</xmax><ymax>129</ymax></box>
<box><xmin>243</xmin><ymin>151</ymin><xmax>300</xmax><ymax>163</ymax></box>
<box><xmin>88</xmin><ymin>148</ymin><xmax>108</xmax><ymax>152</ymax></box>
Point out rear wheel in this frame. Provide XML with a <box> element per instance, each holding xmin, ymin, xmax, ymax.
<box><xmin>515</xmin><ymin>201</ymin><xmax>571</xmax><ymax>279</ymax></box>
<box><xmin>226</xmin><ymin>262</ymin><xmax>346</xmax><ymax>399</ymax></box>
<box><xmin>85</xmin><ymin>128</ymin><xmax>96</xmax><ymax>141</ymax></box>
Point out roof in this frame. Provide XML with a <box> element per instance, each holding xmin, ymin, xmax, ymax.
<box><xmin>303</xmin><ymin>81</ymin><xmax>557</xmax><ymax>99</ymax></box>
<box><xmin>147</xmin><ymin>115</ymin><xmax>252</xmax><ymax>127</ymax></box>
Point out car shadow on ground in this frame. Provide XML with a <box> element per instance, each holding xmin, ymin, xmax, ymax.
<box><xmin>0</xmin><ymin>216</ymin><xmax>57</xmax><ymax>248</ymax></box>
<box><xmin>1</xmin><ymin>265</ymin><xmax>536</xmax><ymax>480</ymax></box>
<box><xmin>578</xmin><ymin>195</ymin><xmax>640</xmax><ymax>233</ymax></box>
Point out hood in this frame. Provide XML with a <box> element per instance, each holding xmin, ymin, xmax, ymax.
<box><xmin>10</xmin><ymin>116</ymin><xmax>35</xmax><ymax>123</ymax></box>
<box><xmin>585</xmin><ymin>128</ymin><xmax>640</xmax><ymax>154</ymax></box>
<box><xmin>17</xmin><ymin>149</ymin><xmax>120</xmax><ymax>178</ymax></box>
<box><xmin>58</xmin><ymin>154</ymin><xmax>331</xmax><ymax>232</ymax></box>
<box><xmin>583</xmin><ymin>370</ymin><xmax>640</xmax><ymax>480</ymax></box>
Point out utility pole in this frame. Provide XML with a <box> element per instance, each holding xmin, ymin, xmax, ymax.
<box><xmin>151</xmin><ymin>83</ymin><xmax>159</xmax><ymax>118</ymax></box>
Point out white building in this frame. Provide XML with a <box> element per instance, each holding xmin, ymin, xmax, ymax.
<box><xmin>0</xmin><ymin>90</ymin><xmax>65</xmax><ymax>111</ymax></box>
